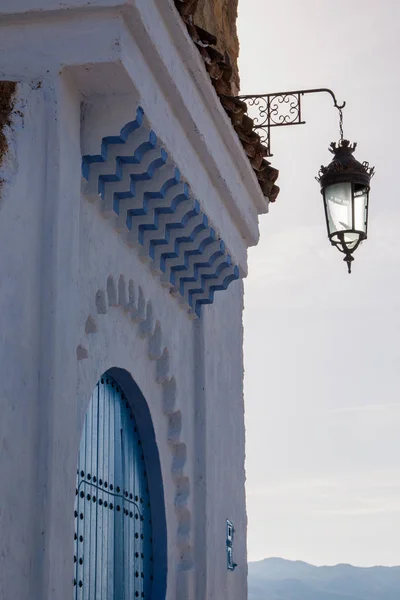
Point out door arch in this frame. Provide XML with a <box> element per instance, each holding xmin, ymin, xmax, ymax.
<box><xmin>74</xmin><ymin>372</ymin><xmax>162</xmax><ymax>599</ymax></box>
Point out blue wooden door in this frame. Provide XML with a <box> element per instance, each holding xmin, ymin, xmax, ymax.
<box><xmin>74</xmin><ymin>375</ymin><xmax>154</xmax><ymax>599</ymax></box>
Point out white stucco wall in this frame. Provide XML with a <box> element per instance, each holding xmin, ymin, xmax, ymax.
<box><xmin>0</xmin><ymin>1</ymin><xmax>267</xmax><ymax>599</ymax></box>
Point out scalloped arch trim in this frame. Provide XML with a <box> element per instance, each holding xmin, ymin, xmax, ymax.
<box><xmin>78</xmin><ymin>274</ymin><xmax>194</xmax><ymax>578</ymax></box>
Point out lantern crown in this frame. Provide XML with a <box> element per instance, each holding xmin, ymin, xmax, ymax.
<box><xmin>317</xmin><ymin>139</ymin><xmax>375</xmax><ymax>189</ymax></box>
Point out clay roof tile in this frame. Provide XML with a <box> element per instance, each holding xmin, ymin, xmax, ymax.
<box><xmin>174</xmin><ymin>0</ymin><xmax>280</xmax><ymax>203</ymax></box>
<box><xmin>175</xmin><ymin>0</ymin><xmax>200</xmax><ymax>20</ymax></box>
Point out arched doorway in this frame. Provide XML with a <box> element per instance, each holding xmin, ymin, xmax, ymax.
<box><xmin>74</xmin><ymin>373</ymin><xmax>157</xmax><ymax>599</ymax></box>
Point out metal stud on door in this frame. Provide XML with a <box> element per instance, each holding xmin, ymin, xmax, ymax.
<box><xmin>74</xmin><ymin>376</ymin><xmax>154</xmax><ymax>599</ymax></box>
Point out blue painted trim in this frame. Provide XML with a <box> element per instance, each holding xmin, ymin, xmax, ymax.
<box><xmin>187</xmin><ymin>256</ymin><xmax>233</xmax><ymax>303</ymax></box>
<box><xmin>194</xmin><ymin>265</ymin><xmax>240</xmax><ymax>317</ymax></box>
<box><xmin>113</xmin><ymin>151</ymin><xmax>169</xmax><ymax>217</ymax></box>
<box><xmin>167</xmin><ymin>227</ymin><xmax>216</xmax><ymax>284</ymax></box>
<box><xmin>124</xmin><ymin>169</ymin><xmax>182</xmax><ymax>220</ymax></box>
<box><xmin>145</xmin><ymin>201</ymin><xmax>201</xmax><ymax>252</ymax></box>
<box><xmin>178</xmin><ymin>240</ymin><xmax>226</xmax><ymax>297</ymax></box>
<box><xmin>82</xmin><ymin>106</ymin><xmax>145</xmax><ymax>180</ymax></box>
<box><xmin>159</xmin><ymin>215</ymin><xmax>209</xmax><ymax>278</ymax></box>
<box><xmin>117</xmin><ymin>130</ymin><xmax>158</xmax><ymax>165</ymax></box>
<box><xmin>82</xmin><ymin>107</ymin><xmax>241</xmax><ymax>317</ymax></box>
<box><xmin>98</xmin><ymin>132</ymin><xmax>159</xmax><ymax>200</ymax></box>
<box><xmin>108</xmin><ymin>368</ymin><xmax>167</xmax><ymax>600</ymax></box>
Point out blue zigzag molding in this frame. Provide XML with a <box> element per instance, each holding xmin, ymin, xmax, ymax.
<box><xmin>82</xmin><ymin>106</ymin><xmax>239</xmax><ymax>317</ymax></box>
<box><xmin>159</xmin><ymin>215</ymin><xmax>210</xmax><ymax>281</ymax></box>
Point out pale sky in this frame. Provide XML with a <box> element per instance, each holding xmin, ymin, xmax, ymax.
<box><xmin>239</xmin><ymin>0</ymin><xmax>400</xmax><ymax>567</ymax></box>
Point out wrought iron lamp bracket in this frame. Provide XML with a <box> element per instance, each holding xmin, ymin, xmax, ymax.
<box><xmin>235</xmin><ymin>88</ymin><xmax>346</xmax><ymax>157</ymax></box>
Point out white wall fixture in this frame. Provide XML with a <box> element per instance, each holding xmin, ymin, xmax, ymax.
<box><xmin>226</xmin><ymin>519</ymin><xmax>237</xmax><ymax>571</ymax></box>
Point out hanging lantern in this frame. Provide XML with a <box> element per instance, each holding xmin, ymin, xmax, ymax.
<box><xmin>234</xmin><ymin>86</ymin><xmax>376</xmax><ymax>273</ymax></box>
<box><xmin>317</xmin><ymin>139</ymin><xmax>375</xmax><ymax>273</ymax></box>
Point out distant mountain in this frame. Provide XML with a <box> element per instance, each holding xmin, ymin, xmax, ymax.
<box><xmin>248</xmin><ymin>557</ymin><xmax>400</xmax><ymax>600</ymax></box>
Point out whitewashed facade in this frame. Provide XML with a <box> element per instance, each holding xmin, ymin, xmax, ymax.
<box><xmin>0</xmin><ymin>1</ymin><xmax>269</xmax><ymax>599</ymax></box>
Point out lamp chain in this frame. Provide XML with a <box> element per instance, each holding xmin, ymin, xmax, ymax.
<box><xmin>338</xmin><ymin>107</ymin><xmax>344</xmax><ymax>142</ymax></box>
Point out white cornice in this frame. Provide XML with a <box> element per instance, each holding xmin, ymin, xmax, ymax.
<box><xmin>0</xmin><ymin>0</ymin><xmax>268</xmax><ymax>249</ymax></box>
<box><xmin>153</xmin><ymin>0</ymin><xmax>269</xmax><ymax>215</ymax></box>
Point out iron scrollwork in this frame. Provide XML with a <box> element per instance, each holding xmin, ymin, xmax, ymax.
<box><xmin>236</xmin><ymin>88</ymin><xmax>346</xmax><ymax>157</ymax></box>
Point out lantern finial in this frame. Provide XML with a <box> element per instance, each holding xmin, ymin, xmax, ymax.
<box><xmin>344</xmin><ymin>254</ymin><xmax>354</xmax><ymax>274</ymax></box>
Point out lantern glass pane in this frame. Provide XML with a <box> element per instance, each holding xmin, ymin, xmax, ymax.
<box><xmin>354</xmin><ymin>185</ymin><xmax>368</xmax><ymax>233</ymax></box>
<box><xmin>324</xmin><ymin>182</ymin><xmax>353</xmax><ymax>235</ymax></box>
<box><xmin>342</xmin><ymin>231</ymin><xmax>360</xmax><ymax>250</ymax></box>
